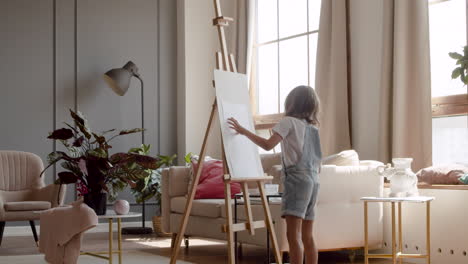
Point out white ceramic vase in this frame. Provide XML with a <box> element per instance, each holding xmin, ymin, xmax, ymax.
<box><xmin>378</xmin><ymin>158</ymin><xmax>419</xmax><ymax>197</ymax></box>
<box><xmin>113</xmin><ymin>200</ymin><xmax>130</xmax><ymax>215</ymax></box>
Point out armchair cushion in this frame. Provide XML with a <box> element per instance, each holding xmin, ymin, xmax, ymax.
<box><xmin>5</xmin><ymin>201</ymin><xmax>51</xmax><ymax>211</ymax></box>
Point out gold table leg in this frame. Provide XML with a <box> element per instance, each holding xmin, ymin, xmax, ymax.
<box><xmin>118</xmin><ymin>218</ymin><xmax>122</xmax><ymax>264</ymax></box>
<box><xmin>109</xmin><ymin>218</ymin><xmax>113</xmax><ymax>264</ymax></box>
<box><xmin>391</xmin><ymin>202</ymin><xmax>396</xmax><ymax>264</ymax></box>
<box><xmin>364</xmin><ymin>201</ymin><xmax>369</xmax><ymax>264</ymax></box>
<box><xmin>398</xmin><ymin>202</ymin><xmax>402</xmax><ymax>264</ymax></box>
<box><xmin>427</xmin><ymin>202</ymin><xmax>431</xmax><ymax>264</ymax></box>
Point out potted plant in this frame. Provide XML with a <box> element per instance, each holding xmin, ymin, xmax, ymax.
<box><xmin>41</xmin><ymin>109</ymin><xmax>160</xmax><ymax>215</ymax></box>
<box><xmin>450</xmin><ymin>45</ymin><xmax>468</xmax><ymax>85</ymax></box>
<box><xmin>126</xmin><ymin>144</ymin><xmax>177</xmax><ymax>236</ymax></box>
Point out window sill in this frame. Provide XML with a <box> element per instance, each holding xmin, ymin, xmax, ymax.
<box><xmin>384</xmin><ymin>183</ymin><xmax>468</xmax><ymax>190</ymax></box>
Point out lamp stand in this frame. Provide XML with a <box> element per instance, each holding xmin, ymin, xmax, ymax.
<box><xmin>121</xmin><ymin>76</ymin><xmax>153</xmax><ymax>235</ymax></box>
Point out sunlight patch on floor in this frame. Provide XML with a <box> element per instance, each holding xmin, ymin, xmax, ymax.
<box><xmin>124</xmin><ymin>237</ymin><xmax>225</xmax><ymax>248</ymax></box>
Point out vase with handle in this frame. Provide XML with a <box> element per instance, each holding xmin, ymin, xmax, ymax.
<box><xmin>378</xmin><ymin>158</ymin><xmax>419</xmax><ymax>197</ymax></box>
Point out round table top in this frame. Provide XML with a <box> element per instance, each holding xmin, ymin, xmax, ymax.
<box><xmin>97</xmin><ymin>210</ymin><xmax>142</xmax><ymax>219</ymax></box>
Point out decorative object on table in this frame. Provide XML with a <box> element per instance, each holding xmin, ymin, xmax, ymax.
<box><xmin>41</xmin><ymin>109</ymin><xmax>160</xmax><ymax>215</ymax></box>
<box><xmin>127</xmin><ymin>144</ymin><xmax>176</xmax><ymax>237</ymax></box>
<box><xmin>113</xmin><ymin>200</ymin><xmax>130</xmax><ymax>215</ymax></box>
<box><xmin>104</xmin><ymin>60</ymin><xmax>152</xmax><ymax>233</ymax></box>
<box><xmin>378</xmin><ymin>158</ymin><xmax>419</xmax><ymax>197</ymax></box>
<box><xmin>449</xmin><ymin>46</ymin><xmax>468</xmax><ymax>85</ymax></box>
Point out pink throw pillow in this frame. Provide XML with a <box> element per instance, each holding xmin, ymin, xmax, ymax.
<box><xmin>192</xmin><ymin>159</ymin><xmax>241</xmax><ymax>199</ymax></box>
<box><xmin>417</xmin><ymin>164</ymin><xmax>468</xmax><ymax>185</ymax></box>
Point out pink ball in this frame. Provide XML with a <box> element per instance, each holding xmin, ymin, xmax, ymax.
<box><xmin>113</xmin><ymin>200</ymin><xmax>130</xmax><ymax>215</ymax></box>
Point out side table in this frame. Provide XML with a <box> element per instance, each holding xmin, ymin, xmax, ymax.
<box><xmin>360</xmin><ymin>196</ymin><xmax>435</xmax><ymax>264</ymax></box>
<box><xmin>81</xmin><ymin>210</ymin><xmax>142</xmax><ymax>264</ymax></box>
<box><xmin>234</xmin><ymin>192</ymin><xmax>282</xmax><ymax>264</ymax></box>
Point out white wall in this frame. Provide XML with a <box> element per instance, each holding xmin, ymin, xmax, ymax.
<box><xmin>177</xmin><ymin>0</ymin><xmax>238</xmax><ymax>163</ymax></box>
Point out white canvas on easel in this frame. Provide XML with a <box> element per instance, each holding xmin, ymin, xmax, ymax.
<box><xmin>214</xmin><ymin>70</ymin><xmax>264</xmax><ymax>179</ymax></box>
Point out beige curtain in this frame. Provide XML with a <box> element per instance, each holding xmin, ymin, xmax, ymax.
<box><xmin>226</xmin><ymin>0</ymin><xmax>255</xmax><ymax>77</ymax></box>
<box><xmin>315</xmin><ymin>0</ymin><xmax>352</xmax><ymax>156</ymax></box>
<box><xmin>378</xmin><ymin>0</ymin><xmax>432</xmax><ymax>170</ymax></box>
<box><xmin>317</xmin><ymin>0</ymin><xmax>432</xmax><ymax>170</ymax></box>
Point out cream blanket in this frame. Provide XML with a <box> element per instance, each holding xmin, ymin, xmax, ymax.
<box><xmin>39</xmin><ymin>200</ymin><xmax>98</xmax><ymax>264</ymax></box>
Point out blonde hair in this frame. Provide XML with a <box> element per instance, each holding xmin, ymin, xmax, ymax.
<box><xmin>284</xmin><ymin>85</ymin><xmax>320</xmax><ymax>126</ymax></box>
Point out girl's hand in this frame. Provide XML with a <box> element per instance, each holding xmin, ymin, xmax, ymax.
<box><xmin>227</xmin><ymin>117</ymin><xmax>247</xmax><ymax>135</ymax></box>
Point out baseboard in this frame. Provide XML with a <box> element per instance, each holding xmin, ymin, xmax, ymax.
<box><xmin>4</xmin><ymin>221</ymin><xmax>153</xmax><ymax>237</ymax></box>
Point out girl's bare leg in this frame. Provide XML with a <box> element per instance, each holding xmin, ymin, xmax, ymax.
<box><xmin>302</xmin><ymin>220</ymin><xmax>318</xmax><ymax>264</ymax></box>
<box><xmin>285</xmin><ymin>215</ymin><xmax>304</xmax><ymax>264</ymax></box>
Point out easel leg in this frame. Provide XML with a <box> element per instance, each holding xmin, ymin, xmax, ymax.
<box><xmin>170</xmin><ymin>102</ymin><xmax>218</xmax><ymax>264</ymax></box>
<box><xmin>257</xmin><ymin>181</ymin><xmax>282</xmax><ymax>264</ymax></box>
<box><xmin>224</xmin><ymin>180</ymin><xmax>235</xmax><ymax>264</ymax></box>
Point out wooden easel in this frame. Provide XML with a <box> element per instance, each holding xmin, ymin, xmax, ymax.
<box><xmin>170</xmin><ymin>1</ymin><xmax>282</xmax><ymax>264</ymax></box>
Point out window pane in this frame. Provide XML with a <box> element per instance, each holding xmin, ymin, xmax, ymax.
<box><xmin>257</xmin><ymin>0</ymin><xmax>278</xmax><ymax>43</ymax></box>
<box><xmin>279</xmin><ymin>0</ymin><xmax>308</xmax><ymax>38</ymax></box>
<box><xmin>308</xmin><ymin>0</ymin><xmax>321</xmax><ymax>31</ymax></box>
<box><xmin>429</xmin><ymin>0</ymin><xmax>467</xmax><ymax>97</ymax></box>
<box><xmin>258</xmin><ymin>43</ymin><xmax>279</xmax><ymax>114</ymax></box>
<box><xmin>279</xmin><ymin>36</ymin><xmax>308</xmax><ymax>112</ymax></box>
<box><xmin>309</xmin><ymin>33</ymin><xmax>318</xmax><ymax>88</ymax></box>
<box><xmin>432</xmin><ymin>115</ymin><xmax>468</xmax><ymax>164</ymax></box>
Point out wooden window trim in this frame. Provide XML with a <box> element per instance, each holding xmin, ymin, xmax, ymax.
<box><xmin>431</xmin><ymin>94</ymin><xmax>468</xmax><ymax>117</ymax></box>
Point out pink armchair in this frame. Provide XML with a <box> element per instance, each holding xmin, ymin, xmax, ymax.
<box><xmin>0</xmin><ymin>151</ymin><xmax>65</xmax><ymax>246</ymax></box>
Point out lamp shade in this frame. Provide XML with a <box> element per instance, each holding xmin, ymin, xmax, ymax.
<box><xmin>103</xmin><ymin>61</ymin><xmax>140</xmax><ymax>96</ymax></box>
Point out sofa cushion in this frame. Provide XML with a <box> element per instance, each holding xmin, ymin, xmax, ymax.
<box><xmin>4</xmin><ymin>201</ymin><xmax>51</xmax><ymax>211</ymax></box>
<box><xmin>191</xmin><ymin>158</ymin><xmax>241</xmax><ymax>199</ymax></box>
<box><xmin>416</xmin><ymin>164</ymin><xmax>468</xmax><ymax>184</ymax></box>
<box><xmin>322</xmin><ymin>150</ymin><xmax>359</xmax><ymax>166</ymax></box>
<box><xmin>171</xmin><ymin>197</ymin><xmax>224</xmax><ymax>218</ymax></box>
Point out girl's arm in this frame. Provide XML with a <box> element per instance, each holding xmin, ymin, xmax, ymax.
<box><xmin>227</xmin><ymin>117</ymin><xmax>282</xmax><ymax>151</ymax></box>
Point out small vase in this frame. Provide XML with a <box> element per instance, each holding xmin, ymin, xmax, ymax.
<box><xmin>84</xmin><ymin>192</ymin><xmax>107</xmax><ymax>215</ymax></box>
<box><xmin>113</xmin><ymin>200</ymin><xmax>130</xmax><ymax>215</ymax></box>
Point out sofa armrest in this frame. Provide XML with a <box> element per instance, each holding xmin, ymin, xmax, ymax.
<box><xmin>161</xmin><ymin>166</ymin><xmax>190</xmax><ymax>233</ymax></box>
<box><xmin>32</xmin><ymin>184</ymin><xmax>66</xmax><ymax>208</ymax></box>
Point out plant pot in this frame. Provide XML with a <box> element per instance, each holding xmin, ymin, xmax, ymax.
<box><xmin>84</xmin><ymin>192</ymin><xmax>107</xmax><ymax>215</ymax></box>
<box><xmin>152</xmin><ymin>215</ymin><xmax>171</xmax><ymax>237</ymax></box>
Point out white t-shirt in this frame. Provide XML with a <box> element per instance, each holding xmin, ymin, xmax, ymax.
<box><xmin>272</xmin><ymin>116</ymin><xmax>315</xmax><ymax>167</ymax></box>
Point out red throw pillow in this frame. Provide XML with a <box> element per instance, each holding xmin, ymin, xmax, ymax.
<box><xmin>191</xmin><ymin>159</ymin><xmax>241</xmax><ymax>199</ymax></box>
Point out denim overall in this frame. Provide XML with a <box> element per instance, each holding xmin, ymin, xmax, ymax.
<box><xmin>281</xmin><ymin>123</ymin><xmax>322</xmax><ymax>220</ymax></box>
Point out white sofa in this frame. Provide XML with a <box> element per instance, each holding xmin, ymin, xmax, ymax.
<box><xmin>161</xmin><ymin>154</ymin><xmax>384</xmax><ymax>254</ymax></box>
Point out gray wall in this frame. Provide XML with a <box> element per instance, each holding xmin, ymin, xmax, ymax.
<box><xmin>0</xmin><ymin>0</ymin><xmax>177</xmax><ymax>221</ymax></box>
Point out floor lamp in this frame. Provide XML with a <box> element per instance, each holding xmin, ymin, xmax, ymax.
<box><xmin>104</xmin><ymin>61</ymin><xmax>152</xmax><ymax>234</ymax></box>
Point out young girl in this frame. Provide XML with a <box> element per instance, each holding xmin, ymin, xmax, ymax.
<box><xmin>228</xmin><ymin>85</ymin><xmax>322</xmax><ymax>264</ymax></box>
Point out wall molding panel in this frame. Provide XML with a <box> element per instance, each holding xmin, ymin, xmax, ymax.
<box><xmin>0</xmin><ymin>0</ymin><xmax>177</xmax><ymax>218</ymax></box>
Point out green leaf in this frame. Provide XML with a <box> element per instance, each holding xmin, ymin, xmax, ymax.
<box><xmin>88</xmin><ymin>148</ymin><xmax>107</xmax><ymax>158</ymax></box>
<box><xmin>463</xmin><ymin>74</ymin><xmax>468</xmax><ymax>85</ymax></box>
<box><xmin>449</xmin><ymin>52</ymin><xmax>463</xmax><ymax>60</ymax></box>
<box><xmin>119</xmin><ymin>128</ymin><xmax>145</xmax><ymax>136</ymax></box>
<box><xmin>452</xmin><ymin>67</ymin><xmax>462</xmax><ymax>79</ymax></box>
<box><xmin>184</xmin><ymin>152</ymin><xmax>193</xmax><ymax>164</ymax></box>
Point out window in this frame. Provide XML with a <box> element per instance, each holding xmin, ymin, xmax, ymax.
<box><xmin>429</xmin><ymin>0</ymin><xmax>468</xmax><ymax>164</ymax></box>
<box><xmin>254</xmin><ymin>0</ymin><xmax>321</xmax><ymax>118</ymax></box>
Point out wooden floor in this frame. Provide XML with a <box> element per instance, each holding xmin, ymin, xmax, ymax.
<box><xmin>0</xmin><ymin>232</ymin><xmax>402</xmax><ymax>264</ymax></box>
